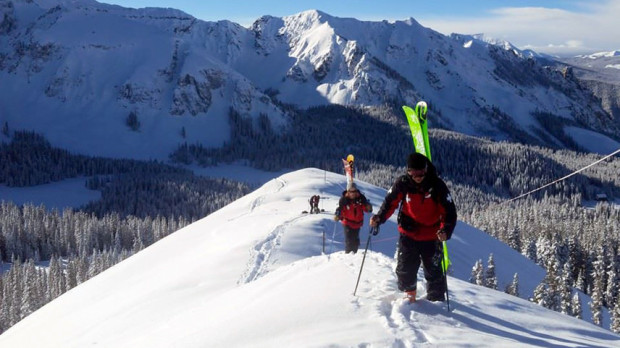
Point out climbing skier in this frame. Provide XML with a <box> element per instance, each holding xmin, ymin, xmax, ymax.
<box><xmin>370</xmin><ymin>153</ymin><xmax>457</xmax><ymax>302</ymax></box>
<box><xmin>334</xmin><ymin>183</ymin><xmax>373</xmax><ymax>254</ymax></box>
<box><xmin>309</xmin><ymin>195</ymin><xmax>320</xmax><ymax>214</ymax></box>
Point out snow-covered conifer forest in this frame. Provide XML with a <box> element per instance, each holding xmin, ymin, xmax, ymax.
<box><xmin>1</xmin><ymin>103</ymin><xmax>620</xmax><ymax>333</ymax></box>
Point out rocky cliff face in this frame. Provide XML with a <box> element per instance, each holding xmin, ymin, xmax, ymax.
<box><xmin>556</xmin><ymin>52</ymin><xmax>620</xmax><ymax>130</ymax></box>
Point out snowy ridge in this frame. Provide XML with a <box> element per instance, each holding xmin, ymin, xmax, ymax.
<box><xmin>578</xmin><ymin>50</ymin><xmax>620</xmax><ymax>59</ymax></box>
<box><xmin>451</xmin><ymin>33</ymin><xmax>552</xmax><ymax>60</ymax></box>
<box><xmin>0</xmin><ymin>169</ymin><xmax>617</xmax><ymax>347</ymax></box>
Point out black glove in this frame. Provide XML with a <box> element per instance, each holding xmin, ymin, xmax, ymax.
<box><xmin>371</xmin><ymin>225</ymin><xmax>380</xmax><ymax>236</ymax></box>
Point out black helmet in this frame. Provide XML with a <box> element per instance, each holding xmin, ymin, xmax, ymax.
<box><xmin>407</xmin><ymin>153</ymin><xmax>428</xmax><ymax>170</ymax></box>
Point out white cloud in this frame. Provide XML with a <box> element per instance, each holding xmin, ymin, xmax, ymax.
<box><xmin>418</xmin><ymin>1</ymin><xmax>620</xmax><ymax>56</ymax></box>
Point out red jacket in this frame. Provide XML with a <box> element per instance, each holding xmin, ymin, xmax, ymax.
<box><xmin>375</xmin><ymin>163</ymin><xmax>457</xmax><ymax>241</ymax></box>
<box><xmin>336</xmin><ymin>192</ymin><xmax>372</xmax><ymax>229</ymax></box>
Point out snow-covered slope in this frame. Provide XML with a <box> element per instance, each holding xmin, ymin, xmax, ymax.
<box><xmin>0</xmin><ymin>0</ymin><xmax>289</xmax><ymax>160</ymax></box>
<box><xmin>1</xmin><ymin>1</ymin><xmax>618</xmax><ymax>160</ymax></box>
<box><xmin>0</xmin><ymin>168</ymin><xmax>617</xmax><ymax>347</ymax></box>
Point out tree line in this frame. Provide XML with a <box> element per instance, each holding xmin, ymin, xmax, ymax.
<box><xmin>0</xmin><ymin>202</ymin><xmax>188</xmax><ymax>332</ymax></box>
<box><xmin>0</xmin><ymin>131</ymin><xmax>251</xmax><ymax>333</ymax></box>
<box><xmin>2</xmin><ymin>103</ymin><xmax>620</xmax><ymax>333</ymax></box>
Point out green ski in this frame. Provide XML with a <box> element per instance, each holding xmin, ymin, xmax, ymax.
<box><xmin>402</xmin><ymin>104</ymin><xmax>426</xmax><ymax>159</ymax></box>
<box><xmin>416</xmin><ymin>101</ymin><xmax>431</xmax><ymax>161</ymax></box>
<box><xmin>402</xmin><ymin>101</ymin><xmax>430</xmax><ymax>160</ymax></box>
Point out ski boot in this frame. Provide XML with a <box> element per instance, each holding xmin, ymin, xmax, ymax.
<box><xmin>405</xmin><ymin>290</ymin><xmax>416</xmax><ymax>303</ymax></box>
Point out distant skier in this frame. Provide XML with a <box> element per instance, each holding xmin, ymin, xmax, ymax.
<box><xmin>334</xmin><ymin>183</ymin><xmax>373</xmax><ymax>254</ymax></box>
<box><xmin>342</xmin><ymin>154</ymin><xmax>355</xmax><ymax>189</ymax></box>
<box><xmin>309</xmin><ymin>195</ymin><xmax>321</xmax><ymax>214</ymax></box>
<box><xmin>370</xmin><ymin>153</ymin><xmax>457</xmax><ymax>302</ymax></box>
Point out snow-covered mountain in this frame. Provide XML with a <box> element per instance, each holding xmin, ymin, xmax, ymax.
<box><xmin>0</xmin><ymin>168</ymin><xmax>617</xmax><ymax>347</ymax></box>
<box><xmin>0</xmin><ymin>0</ymin><xmax>290</xmax><ymax>159</ymax></box>
<box><xmin>1</xmin><ymin>0</ymin><xmax>619</xmax><ymax>160</ymax></box>
<box><xmin>556</xmin><ymin>50</ymin><xmax>620</xmax><ymax>124</ymax></box>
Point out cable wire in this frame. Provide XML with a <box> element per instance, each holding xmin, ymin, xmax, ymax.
<box><xmin>504</xmin><ymin>148</ymin><xmax>620</xmax><ymax>204</ymax></box>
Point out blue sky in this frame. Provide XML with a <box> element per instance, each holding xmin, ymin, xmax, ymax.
<box><xmin>99</xmin><ymin>0</ymin><xmax>619</xmax><ymax>56</ymax></box>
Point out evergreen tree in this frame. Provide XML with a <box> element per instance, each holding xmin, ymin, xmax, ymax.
<box><xmin>523</xmin><ymin>239</ymin><xmax>537</xmax><ymax>264</ymax></box>
<box><xmin>576</xmin><ymin>268</ymin><xmax>587</xmax><ymax>293</ymax></box>
<box><xmin>559</xmin><ymin>266</ymin><xmax>573</xmax><ymax>316</ymax></box>
<box><xmin>571</xmin><ymin>292</ymin><xmax>582</xmax><ymax>320</ymax></box>
<box><xmin>546</xmin><ymin>256</ymin><xmax>562</xmax><ymax>312</ymax></box>
<box><xmin>470</xmin><ymin>259</ymin><xmax>485</xmax><ymax>286</ymax></box>
<box><xmin>47</xmin><ymin>255</ymin><xmax>66</xmax><ymax>301</ymax></box>
<box><xmin>590</xmin><ymin>257</ymin><xmax>605</xmax><ymax>326</ymax></box>
<box><xmin>505</xmin><ymin>273</ymin><xmax>519</xmax><ymax>297</ymax></box>
<box><xmin>485</xmin><ymin>254</ymin><xmax>498</xmax><ymax>290</ymax></box>
<box><xmin>506</xmin><ymin>227</ymin><xmax>521</xmax><ymax>252</ymax></box>
<box><xmin>566</xmin><ymin>237</ymin><xmax>583</xmax><ymax>285</ymax></box>
<box><xmin>535</xmin><ymin>236</ymin><xmax>553</xmax><ymax>268</ymax></box>
<box><xmin>532</xmin><ymin>282</ymin><xmax>549</xmax><ymax>308</ymax></box>
<box><xmin>612</xmin><ymin>294</ymin><xmax>620</xmax><ymax>333</ymax></box>
<box><xmin>19</xmin><ymin>260</ymin><xmax>38</xmax><ymax>319</ymax></box>
<box><xmin>65</xmin><ymin>260</ymin><xmax>78</xmax><ymax>290</ymax></box>
<box><xmin>606</xmin><ymin>256</ymin><xmax>620</xmax><ymax>311</ymax></box>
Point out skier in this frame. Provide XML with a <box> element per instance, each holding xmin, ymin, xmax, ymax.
<box><xmin>334</xmin><ymin>183</ymin><xmax>373</xmax><ymax>254</ymax></box>
<box><xmin>309</xmin><ymin>195</ymin><xmax>320</xmax><ymax>214</ymax></box>
<box><xmin>370</xmin><ymin>153</ymin><xmax>457</xmax><ymax>302</ymax></box>
<box><xmin>342</xmin><ymin>154</ymin><xmax>355</xmax><ymax>189</ymax></box>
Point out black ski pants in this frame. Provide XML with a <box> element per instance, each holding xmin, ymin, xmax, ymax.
<box><xmin>343</xmin><ymin>225</ymin><xmax>360</xmax><ymax>254</ymax></box>
<box><xmin>395</xmin><ymin>235</ymin><xmax>445</xmax><ymax>297</ymax></box>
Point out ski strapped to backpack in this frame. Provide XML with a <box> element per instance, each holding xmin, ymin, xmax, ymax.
<box><xmin>402</xmin><ymin>102</ymin><xmax>431</xmax><ymax>160</ymax></box>
<box><xmin>342</xmin><ymin>154</ymin><xmax>355</xmax><ymax>188</ymax></box>
<box><xmin>402</xmin><ymin>101</ymin><xmax>451</xmax><ymax>311</ymax></box>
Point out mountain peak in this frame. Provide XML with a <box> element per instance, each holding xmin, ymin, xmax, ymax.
<box><xmin>293</xmin><ymin>9</ymin><xmax>331</xmax><ymax>20</ymax></box>
<box><xmin>282</xmin><ymin>9</ymin><xmax>334</xmax><ymax>30</ymax></box>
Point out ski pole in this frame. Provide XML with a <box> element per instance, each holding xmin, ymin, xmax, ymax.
<box><xmin>353</xmin><ymin>226</ymin><xmax>378</xmax><ymax>296</ymax></box>
<box><xmin>328</xmin><ymin>221</ymin><xmax>338</xmax><ymax>257</ymax></box>
<box><xmin>440</xmin><ymin>241</ymin><xmax>451</xmax><ymax>312</ymax></box>
<box><xmin>322</xmin><ymin>225</ymin><xmax>326</xmax><ymax>254</ymax></box>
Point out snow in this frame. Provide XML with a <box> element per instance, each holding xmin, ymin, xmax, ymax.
<box><xmin>564</xmin><ymin>126</ymin><xmax>620</xmax><ymax>155</ymax></box>
<box><xmin>606</xmin><ymin>64</ymin><xmax>620</xmax><ymax>70</ymax></box>
<box><xmin>0</xmin><ymin>177</ymin><xmax>100</xmax><ymax>209</ymax></box>
<box><xmin>0</xmin><ymin>168</ymin><xmax>617</xmax><ymax>347</ymax></box>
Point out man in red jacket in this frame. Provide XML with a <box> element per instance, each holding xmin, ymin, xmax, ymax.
<box><xmin>334</xmin><ymin>183</ymin><xmax>373</xmax><ymax>254</ymax></box>
<box><xmin>370</xmin><ymin>153</ymin><xmax>457</xmax><ymax>302</ymax></box>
